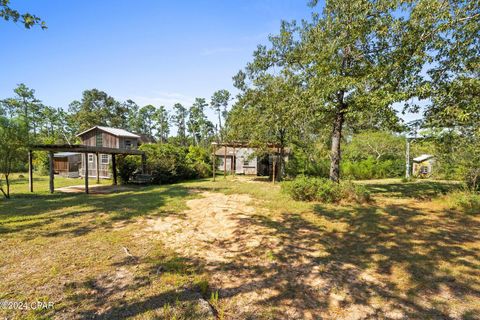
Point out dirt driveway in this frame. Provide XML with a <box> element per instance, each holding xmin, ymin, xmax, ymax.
<box><xmin>144</xmin><ymin>191</ymin><xmax>460</xmax><ymax>319</ymax></box>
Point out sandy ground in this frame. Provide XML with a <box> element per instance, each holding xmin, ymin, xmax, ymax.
<box><xmin>143</xmin><ymin>191</ymin><xmax>479</xmax><ymax>319</ymax></box>
<box><xmin>56</xmin><ymin>184</ymin><xmax>132</xmax><ymax>194</ymax></box>
<box><xmin>144</xmin><ymin>192</ymin><xmax>377</xmax><ymax>319</ymax></box>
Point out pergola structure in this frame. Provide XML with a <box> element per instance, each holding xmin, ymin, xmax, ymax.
<box><xmin>29</xmin><ymin>144</ymin><xmax>146</xmax><ymax>194</ymax></box>
<box><xmin>211</xmin><ymin>141</ymin><xmax>284</xmax><ymax>183</ymax></box>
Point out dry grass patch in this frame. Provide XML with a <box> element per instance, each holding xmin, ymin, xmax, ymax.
<box><xmin>1</xmin><ymin>175</ymin><xmax>479</xmax><ymax>319</ymax></box>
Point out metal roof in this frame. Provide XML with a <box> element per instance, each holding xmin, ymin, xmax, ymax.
<box><xmin>53</xmin><ymin>152</ymin><xmax>81</xmax><ymax>157</ymax></box>
<box><xmin>413</xmin><ymin>154</ymin><xmax>434</xmax><ymax>162</ymax></box>
<box><xmin>76</xmin><ymin>126</ymin><xmax>140</xmax><ymax>138</ymax></box>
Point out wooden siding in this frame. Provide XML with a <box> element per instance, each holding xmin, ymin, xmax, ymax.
<box><xmin>79</xmin><ymin>128</ymin><xmax>119</xmax><ymax>148</ymax></box>
<box><xmin>103</xmin><ymin>132</ymin><xmax>119</xmax><ymax>148</ymax></box>
<box><xmin>77</xmin><ymin>128</ymin><xmax>140</xmax><ymax>178</ymax></box>
<box><xmin>119</xmin><ymin>137</ymin><xmax>138</xmax><ymax>149</ymax></box>
<box><xmin>54</xmin><ymin>158</ymin><xmax>68</xmax><ymax>172</ymax></box>
<box><xmin>53</xmin><ymin>154</ymin><xmax>81</xmax><ymax>177</ymax></box>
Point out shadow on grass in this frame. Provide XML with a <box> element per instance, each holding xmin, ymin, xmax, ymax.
<box><xmin>2</xmin><ymin>179</ymin><xmax>478</xmax><ymax>318</ymax></box>
<box><xmin>78</xmin><ymin>199</ymin><xmax>480</xmax><ymax>319</ymax></box>
<box><xmin>0</xmin><ymin>184</ymin><xmax>192</xmax><ymax>237</ymax></box>
<box><xmin>58</xmin><ymin>253</ymin><xmax>211</xmax><ymax>319</ymax></box>
<box><xmin>364</xmin><ymin>180</ymin><xmax>461</xmax><ymax>199</ymax></box>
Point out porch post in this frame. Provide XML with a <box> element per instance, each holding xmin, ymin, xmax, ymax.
<box><xmin>28</xmin><ymin>150</ymin><xmax>33</xmax><ymax>192</ymax></box>
<box><xmin>112</xmin><ymin>154</ymin><xmax>117</xmax><ymax>185</ymax></box>
<box><xmin>49</xmin><ymin>151</ymin><xmax>54</xmax><ymax>193</ymax></box>
<box><xmin>272</xmin><ymin>153</ymin><xmax>276</xmax><ymax>184</ymax></box>
<box><xmin>96</xmin><ymin>152</ymin><xmax>100</xmax><ymax>184</ymax></box>
<box><xmin>85</xmin><ymin>153</ymin><xmax>89</xmax><ymax>194</ymax></box>
<box><xmin>212</xmin><ymin>145</ymin><xmax>216</xmax><ymax>182</ymax></box>
<box><xmin>141</xmin><ymin>154</ymin><xmax>147</xmax><ymax>173</ymax></box>
<box><xmin>232</xmin><ymin>145</ymin><xmax>236</xmax><ymax>177</ymax></box>
<box><xmin>223</xmin><ymin>145</ymin><xmax>227</xmax><ymax>179</ymax></box>
<box><xmin>405</xmin><ymin>138</ymin><xmax>411</xmax><ymax>179</ymax></box>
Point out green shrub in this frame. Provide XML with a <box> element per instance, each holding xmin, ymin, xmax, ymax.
<box><xmin>117</xmin><ymin>155</ymin><xmax>139</xmax><ymax>184</ymax></box>
<box><xmin>465</xmin><ymin>168</ymin><xmax>480</xmax><ymax>192</ymax></box>
<box><xmin>443</xmin><ymin>191</ymin><xmax>480</xmax><ymax>215</ymax></box>
<box><xmin>282</xmin><ymin>176</ymin><xmax>370</xmax><ymax>203</ymax></box>
<box><xmin>340</xmin><ymin>180</ymin><xmax>371</xmax><ymax>203</ymax></box>
<box><xmin>185</xmin><ymin>145</ymin><xmax>212</xmax><ymax>179</ymax></box>
<box><xmin>401</xmin><ymin>176</ymin><xmax>416</xmax><ymax>183</ymax></box>
<box><xmin>117</xmin><ymin>143</ymin><xmax>212</xmax><ymax>184</ymax></box>
<box><xmin>341</xmin><ymin>157</ymin><xmax>404</xmax><ymax>180</ymax></box>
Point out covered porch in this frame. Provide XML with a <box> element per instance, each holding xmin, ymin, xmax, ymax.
<box><xmin>28</xmin><ymin>144</ymin><xmax>146</xmax><ymax>194</ymax></box>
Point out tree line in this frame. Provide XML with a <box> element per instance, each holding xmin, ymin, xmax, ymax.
<box><xmin>225</xmin><ymin>0</ymin><xmax>479</xmax><ymax>184</ymax></box>
<box><xmin>1</xmin><ymin>0</ymin><xmax>478</xmax><ymax>197</ymax></box>
<box><xmin>0</xmin><ymin>84</ymin><xmax>232</xmax><ymax>197</ymax></box>
<box><xmin>0</xmin><ymin>84</ymin><xmax>232</xmax><ymax>146</ymax></box>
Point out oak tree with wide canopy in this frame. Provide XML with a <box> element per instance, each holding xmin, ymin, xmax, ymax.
<box><xmin>236</xmin><ymin>0</ymin><xmax>478</xmax><ymax>182</ymax></box>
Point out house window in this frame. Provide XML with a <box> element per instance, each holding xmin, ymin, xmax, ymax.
<box><xmin>125</xmin><ymin>140</ymin><xmax>132</xmax><ymax>149</ymax></box>
<box><xmin>96</xmin><ymin>133</ymin><xmax>103</xmax><ymax>147</ymax></box>
<box><xmin>88</xmin><ymin>154</ymin><xmax>94</xmax><ymax>163</ymax></box>
<box><xmin>101</xmin><ymin>154</ymin><xmax>109</xmax><ymax>164</ymax></box>
<box><xmin>243</xmin><ymin>160</ymin><xmax>250</xmax><ymax>166</ymax></box>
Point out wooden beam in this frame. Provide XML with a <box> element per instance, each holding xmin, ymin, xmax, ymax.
<box><xmin>272</xmin><ymin>155</ymin><xmax>276</xmax><ymax>184</ymax></box>
<box><xmin>232</xmin><ymin>146</ymin><xmax>236</xmax><ymax>177</ymax></box>
<box><xmin>96</xmin><ymin>153</ymin><xmax>100</xmax><ymax>184</ymax></box>
<box><xmin>112</xmin><ymin>154</ymin><xmax>117</xmax><ymax>185</ymax></box>
<box><xmin>85</xmin><ymin>153</ymin><xmax>89</xmax><ymax>194</ymax></box>
<box><xmin>30</xmin><ymin>144</ymin><xmax>145</xmax><ymax>156</ymax></box>
<box><xmin>49</xmin><ymin>151</ymin><xmax>54</xmax><ymax>193</ymax></box>
<box><xmin>28</xmin><ymin>150</ymin><xmax>33</xmax><ymax>192</ymax></box>
<box><xmin>141</xmin><ymin>154</ymin><xmax>147</xmax><ymax>173</ymax></box>
<box><xmin>212</xmin><ymin>146</ymin><xmax>216</xmax><ymax>182</ymax></box>
<box><xmin>223</xmin><ymin>146</ymin><xmax>227</xmax><ymax>179</ymax></box>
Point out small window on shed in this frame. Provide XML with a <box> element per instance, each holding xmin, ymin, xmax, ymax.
<box><xmin>125</xmin><ymin>140</ymin><xmax>132</xmax><ymax>149</ymax></box>
<box><xmin>88</xmin><ymin>154</ymin><xmax>94</xmax><ymax>163</ymax></box>
<box><xmin>96</xmin><ymin>133</ymin><xmax>103</xmax><ymax>147</ymax></box>
<box><xmin>101</xmin><ymin>154</ymin><xmax>109</xmax><ymax>164</ymax></box>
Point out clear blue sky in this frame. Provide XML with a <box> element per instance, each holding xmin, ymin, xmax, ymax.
<box><xmin>1</xmin><ymin>0</ymin><xmax>421</xmax><ymax>127</ymax></box>
<box><xmin>0</xmin><ymin>1</ymin><xmax>313</xmax><ymax>113</ymax></box>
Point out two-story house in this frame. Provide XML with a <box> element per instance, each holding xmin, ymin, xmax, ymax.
<box><xmin>77</xmin><ymin>126</ymin><xmax>140</xmax><ymax>178</ymax></box>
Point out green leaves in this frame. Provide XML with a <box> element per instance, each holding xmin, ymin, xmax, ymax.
<box><xmin>0</xmin><ymin>0</ymin><xmax>47</xmax><ymax>29</ymax></box>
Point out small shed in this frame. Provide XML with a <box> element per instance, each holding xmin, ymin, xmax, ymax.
<box><xmin>215</xmin><ymin>147</ymin><xmax>258</xmax><ymax>175</ymax></box>
<box><xmin>53</xmin><ymin>152</ymin><xmax>81</xmax><ymax>178</ymax></box>
<box><xmin>412</xmin><ymin>154</ymin><xmax>435</xmax><ymax>177</ymax></box>
<box><xmin>214</xmin><ymin>145</ymin><xmax>289</xmax><ymax>177</ymax></box>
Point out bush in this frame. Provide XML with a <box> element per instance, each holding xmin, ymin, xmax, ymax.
<box><xmin>341</xmin><ymin>157</ymin><xmax>404</xmax><ymax>180</ymax></box>
<box><xmin>443</xmin><ymin>190</ymin><xmax>480</xmax><ymax>215</ymax></box>
<box><xmin>282</xmin><ymin>176</ymin><xmax>370</xmax><ymax>203</ymax></box>
<box><xmin>116</xmin><ymin>143</ymin><xmax>213</xmax><ymax>184</ymax></box>
<box><xmin>117</xmin><ymin>155</ymin><xmax>139</xmax><ymax>184</ymax></box>
<box><xmin>185</xmin><ymin>145</ymin><xmax>212</xmax><ymax>179</ymax></box>
<box><xmin>401</xmin><ymin>176</ymin><xmax>416</xmax><ymax>183</ymax></box>
<box><xmin>465</xmin><ymin>168</ymin><xmax>480</xmax><ymax>192</ymax></box>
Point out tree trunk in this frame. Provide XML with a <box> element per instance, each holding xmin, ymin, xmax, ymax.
<box><xmin>4</xmin><ymin>174</ymin><xmax>10</xmax><ymax>199</ymax></box>
<box><xmin>329</xmin><ymin>106</ymin><xmax>345</xmax><ymax>183</ymax></box>
<box><xmin>218</xmin><ymin>112</ymin><xmax>223</xmax><ymax>141</ymax></box>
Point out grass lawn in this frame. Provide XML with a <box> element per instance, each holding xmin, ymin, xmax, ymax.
<box><xmin>0</xmin><ymin>174</ymin><xmax>479</xmax><ymax>319</ymax></box>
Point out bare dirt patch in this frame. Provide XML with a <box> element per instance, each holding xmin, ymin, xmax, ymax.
<box><xmin>146</xmin><ymin>192</ymin><xmax>277</xmax><ymax>264</ymax></box>
<box><xmin>144</xmin><ymin>190</ymin><xmax>480</xmax><ymax>319</ymax></box>
<box><xmin>56</xmin><ymin>184</ymin><xmax>133</xmax><ymax>194</ymax></box>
